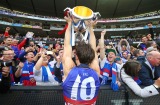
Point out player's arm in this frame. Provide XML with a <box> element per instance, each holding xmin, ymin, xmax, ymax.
<box><xmin>88</xmin><ymin>20</ymin><xmax>100</xmax><ymax>76</ymax></box>
<box><xmin>62</xmin><ymin>15</ymin><xmax>75</xmax><ymax>79</ymax></box>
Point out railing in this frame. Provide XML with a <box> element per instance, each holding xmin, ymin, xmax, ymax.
<box><xmin>0</xmin><ymin>86</ymin><xmax>159</xmax><ymax>105</ymax></box>
<box><xmin>0</xmin><ymin>20</ymin><xmax>160</xmax><ymax>32</ymax></box>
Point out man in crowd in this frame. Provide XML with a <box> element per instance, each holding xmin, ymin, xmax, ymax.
<box><xmin>4</xmin><ymin>37</ymin><xmax>28</xmax><ymax>59</ymax></box>
<box><xmin>138</xmin><ymin>51</ymin><xmax>160</xmax><ymax>86</ymax></box>
<box><xmin>15</xmin><ymin>51</ymin><xmax>36</xmax><ymax>86</ymax></box>
<box><xmin>99</xmin><ymin>30</ymin><xmax>121</xmax><ymax>91</ymax></box>
<box><xmin>139</xmin><ymin>35</ymin><xmax>148</xmax><ymax>52</ymax></box>
<box><xmin>0</xmin><ymin>46</ymin><xmax>16</xmax><ymax>90</ymax></box>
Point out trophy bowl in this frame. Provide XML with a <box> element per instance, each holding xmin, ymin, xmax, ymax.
<box><xmin>72</xmin><ymin>6</ymin><xmax>93</xmax><ymax>20</ymax></box>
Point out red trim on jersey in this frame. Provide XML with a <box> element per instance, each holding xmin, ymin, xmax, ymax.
<box><xmin>100</xmin><ymin>71</ymin><xmax>103</xmax><ymax>75</ymax></box>
<box><xmin>29</xmin><ymin>72</ymin><xmax>33</xmax><ymax>75</ymax></box>
<box><xmin>4</xmin><ymin>31</ymin><xmax>9</xmax><ymax>37</ymax></box>
<box><xmin>64</xmin><ymin>95</ymin><xmax>97</xmax><ymax>105</ymax></box>
<box><xmin>21</xmin><ymin>74</ymin><xmax>29</xmax><ymax>77</ymax></box>
<box><xmin>103</xmin><ymin>68</ymin><xmax>110</xmax><ymax>73</ymax></box>
<box><xmin>112</xmin><ymin>71</ymin><xmax>117</xmax><ymax>75</ymax></box>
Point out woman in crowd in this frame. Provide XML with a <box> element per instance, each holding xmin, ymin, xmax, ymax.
<box><xmin>33</xmin><ymin>51</ymin><xmax>60</xmax><ymax>86</ymax></box>
<box><xmin>121</xmin><ymin>60</ymin><xmax>160</xmax><ymax>98</ymax></box>
<box><xmin>118</xmin><ymin>39</ymin><xmax>130</xmax><ymax>55</ymax></box>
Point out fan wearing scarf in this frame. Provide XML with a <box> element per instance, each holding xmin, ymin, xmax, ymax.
<box><xmin>99</xmin><ymin>30</ymin><xmax>121</xmax><ymax>91</ymax></box>
<box><xmin>62</xmin><ymin>14</ymin><xmax>100</xmax><ymax>105</ymax></box>
<box><xmin>15</xmin><ymin>51</ymin><xmax>36</xmax><ymax>86</ymax></box>
<box><xmin>121</xmin><ymin>60</ymin><xmax>160</xmax><ymax>97</ymax></box>
<box><xmin>33</xmin><ymin>52</ymin><xmax>60</xmax><ymax>86</ymax></box>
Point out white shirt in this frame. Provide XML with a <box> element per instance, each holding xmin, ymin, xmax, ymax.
<box><xmin>116</xmin><ymin>63</ymin><xmax>124</xmax><ymax>80</ymax></box>
<box><xmin>33</xmin><ymin>66</ymin><xmax>60</xmax><ymax>86</ymax></box>
<box><xmin>144</xmin><ymin>59</ymin><xmax>155</xmax><ymax>78</ymax></box>
<box><xmin>121</xmin><ymin>68</ymin><xmax>159</xmax><ymax>98</ymax></box>
<box><xmin>99</xmin><ymin>56</ymin><xmax>107</xmax><ymax>69</ymax></box>
<box><xmin>49</xmin><ymin>59</ymin><xmax>57</xmax><ymax>68</ymax></box>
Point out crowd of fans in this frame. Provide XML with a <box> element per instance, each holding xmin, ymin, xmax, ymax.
<box><xmin>0</xmin><ymin>21</ymin><xmax>160</xmax><ymax>99</ymax></box>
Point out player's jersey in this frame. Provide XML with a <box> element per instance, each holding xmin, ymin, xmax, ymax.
<box><xmin>62</xmin><ymin>64</ymin><xmax>100</xmax><ymax>105</ymax></box>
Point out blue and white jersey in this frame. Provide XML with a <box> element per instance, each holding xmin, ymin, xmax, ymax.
<box><xmin>62</xmin><ymin>65</ymin><xmax>100</xmax><ymax>105</ymax></box>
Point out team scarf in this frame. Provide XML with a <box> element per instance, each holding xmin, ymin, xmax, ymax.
<box><xmin>140</xmin><ymin>43</ymin><xmax>147</xmax><ymax>51</ymax></box>
<box><xmin>120</xmin><ymin>50</ymin><xmax>130</xmax><ymax>58</ymax></box>
<box><xmin>133</xmin><ymin>77</ymin><xmax>142</xmax><ymax>85</ymax></box>
<box><xmin>101</xmin><ymin>60</ymin><xmax>119</xmax><ymax>91</ymax></box>
<box><xmin>10</xmin><ymin>67</ymin><xmax>15</xmax><ymax>85</ymax></box>
<box><xmin>42</xmin><ymin>64</ymin><xmax>61</xmax><ymax>83</ymax></box>
<box><xmin>60</xmin><ymin>62</ymin><xmax>64</xmax><ymax>76</ymax></box>
<box><xmin>42</xmin><ymin>65</ymin><xmax>54</xmax><ymax>82</ymax></box>
<box><xmin>20</xmin><ymin>61</ymin><xmax>34</xmax><ymax>83</ymax></box>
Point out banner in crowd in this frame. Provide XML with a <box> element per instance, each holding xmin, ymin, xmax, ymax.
<box><xmin>0</xmin><ymin>21</ymin><xmax>12</xmax><ymax>25</ymax></box>
<box><xmin>32</xmin><ymin>26</ymin><xmax>42</xmax><ymax>29</ymax></box>
<box><xmin>22</xmin><ymin>25</ymin><xmax>32</xmax><ymax>28</ymax></box>
<box><xmin>12</xmin><ymin>23</ymin><xmax>22</xmax><ymax>27</ymax></box>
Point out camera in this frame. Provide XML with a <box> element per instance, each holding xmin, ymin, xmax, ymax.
<box><xmin>0</xmin><ymin>60</ymin><xmax>14</xmax><ymax>72</ymax></box>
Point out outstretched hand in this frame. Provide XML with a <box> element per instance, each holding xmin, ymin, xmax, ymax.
<box><xmin>64</xmin><ymin>13</ymin><xmax>72</xmax><ymax>24</ymax></box>
<box><xmin>101</xmin><ymin>29</ymin><xmax>107</xmax><ymax>36</ymax></box>
<box><xmin>5</xmin><ymin>27</ymin><xmax>10</xmax><ymax>31</ymax></box>
<box><xmin>85</xmin><ymin>20</ymin><xmax>97</xmax><ymax>30</ymax></box>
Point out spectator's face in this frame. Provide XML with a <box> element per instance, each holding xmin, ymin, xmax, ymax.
<box><xmin>122</xmin><ymin>46</ymin><xmax>126</xmax><ymax>51</ymax></box>
<box><xmin>12</xmin><ymin>39</ymin><xmax>18</xmax><ymax>45</ymax></box>
<box><xmin>47</xmin><ymin>55</ymin><xmax>51</xmax><ymax>60</ymax></box>
<box><xmin>131</xmin><ymin>48</ymin><xmax>136</xmax><ymax>54</ymax></box>
<box><xmin>26</xmin><ymin>52</ymin><xmax>35</xmax><ymax>62</ymax></box>
<box><xmin>21</xmin><ymin>47</ymin><xmax>24</xmax><ymax>50</ymax></box>
<box><xmin>141</xmin><ymin>37</ymin><xmax>148</xmax><ymax>43</ymax></box>
<box><xmin>122</xmin><ymin>52</ymin><xmax>128</xmax><ymax>59</ymax></box>
<box><xmin>59</xmin><ymin>50</ymin><xmax>64</xmax><ymax>58</ymax></box>
<box><xmin>56</xmin><ymin>44</ymin><xmax>60</xmax><ymax>50</ymax></box>
<box><xmin>116</xmin><ymin>59</ymin><xmax>123</xmax><ymax>65</ymax></box>
<box><xmin>152</xmin><ymin>56</ymin><xmax>160</xmax><ymax>66</ymax></box>
<box><xmin>138</xmin><ymin>50</ymin><xmax>145</xmax><ymax>56</ymax></box>
<box><xmin>107</xmin><ymin>52</ymin><xmax>116</xmax><ymax>62</ymax></box>
<box><xmin>152</xmin><ymin>42</ymin><xmax>157</xmax><ymax>48</ymax></box>
<box><xmin>72</xmin><ymin>49</ymin><xmax>76</xmax><ymax>56</ymax></box>
<box><xmin>2</xmin><ymin>50</ymin><xmax>15</xmax><ymax>61</ymax></box>
<box><xmin>72</xmin><ymin>49</ymin><xmax>78</xmax><ymax>60</ymax></box>
<box><xmin>30</xmin><ymin>42</ymin><xmax>34</xmax><ymax>46</ymax></box>
<box><xmin>149</xmin><ymin>55</ymin><xmax>160</xmax><ymax>66</ymax></box>
<box><xmin>42</xmin><ymin>57</ymin><xmax>48</xmax><ymax>66</ymax></box>
<box><xmin>5</xmin><ymin>38</ymin><xmax>12</xmax><ymax>45</ymax></box>
<box><xmin>147</xmin><ymin>34</ymin><xmax>151</xmax><ymax>39</ymax></box>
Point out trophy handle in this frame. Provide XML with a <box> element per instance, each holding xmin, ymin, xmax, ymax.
<box><xmin>64</xmin><ymin>7</ymin><xmax>72</xmax><ymax>17</ymax></box>
<box><xmin>64</xmin><ymin>7</ymin><xmax>72</xmax><ymax>12</ymax></box>
<box><xmin>93</xmin><ymin>12</ymin><xmax>101</xmax><ymax>20</ymax></box>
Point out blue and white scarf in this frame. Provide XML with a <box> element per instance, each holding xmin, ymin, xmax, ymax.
<box><xmin>101</xmin><ymin>61</ymin><xmax>119</xmax><ymax>91</ymax></box>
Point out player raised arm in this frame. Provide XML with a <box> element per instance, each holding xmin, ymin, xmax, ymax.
<box><xmin>62</xmin><ymin>15</ymin><xmax>75</xmax><ymax>78</ymax></box>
